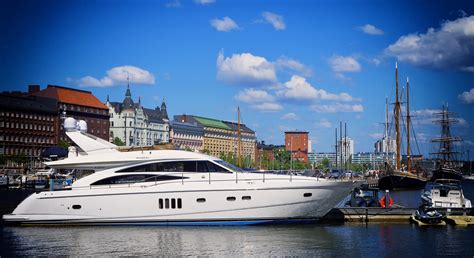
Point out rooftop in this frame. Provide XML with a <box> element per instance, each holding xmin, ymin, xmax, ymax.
<box><xmin>33</xmin><ymin>85</ymin><xmax>108</xmax><ymax>110</ymax></box>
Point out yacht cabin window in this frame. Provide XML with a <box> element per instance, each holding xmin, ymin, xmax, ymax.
<box><xmin>116</xmin><ymin>161</ymin><xmax>231</xmax><ymax>173</ymax></box>
<box><xmin>91</xmin><ymin>174</ymin><xmax>187</xmax><ymax>185</ymax></box>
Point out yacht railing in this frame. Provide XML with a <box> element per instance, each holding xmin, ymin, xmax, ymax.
<box><xmin>52</xmin><ymin>171</ymin><xmax>348</xmax><ymax>192</ymax></box>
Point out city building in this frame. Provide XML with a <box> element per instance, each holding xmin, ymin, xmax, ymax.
<box><xmin>337</xmin><ymin>137</ymin><xmax>354</xmax><ymax>162</ymax></box>
<box><xmin>374</xmin><ymin>137</ymin><xmax>397</xmax><ymax>154</ymax></box>
<box><xmin>30</xmin><ymin>85</ymin><xmax>110</xmax><ymax>142</ymax></box>
<box><xmin>285</xmin><ymin>131</ymin><xmax>309</xmax><ymax>162</ymax></box>
<box><xmin>106</xmin><ymin>84</ymin><xmax>169</xmax><ymax>146</ymax></box>
<box><xmin>309</xmin><ymin>152</ymin><xmax>337</xmax><ymax>168</ymax></box>
<box><xmin>170</xmin><ymin>120</ymin><xmax>204</xmax><ymax>152</ymax></box>
<box><xmin>352</xmin><ymin>152</ymin><xmax>396</xmax><ymax>168</ymax></box>
<box><xmin>255</xmin><ymin>141</ymin><xmax>283</xmax><ymax>169</ymax></box>
<box><xmin>0</xmin><ymin>92</ymin><xmax>58</xmax><ymax>172</ymax></box>
<box><xmin>174</xmin><ymin>114</ymin><xmax>256</xmax><ymax>161</ymax></box>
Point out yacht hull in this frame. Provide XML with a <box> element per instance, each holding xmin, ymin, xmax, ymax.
<box><xmin>378</xmin><ymin>174</ymin><xmax>427</xmax><ymax>190</ymax></box>
<box><xmin>431</xmin><ymin>167</ymin><xmax>463</xmax><ymax>181</ymax></box>
<box><xmin>3</xmin><ymin>180</ymin><xmax>354</xmax><ymax>225</ymax></box>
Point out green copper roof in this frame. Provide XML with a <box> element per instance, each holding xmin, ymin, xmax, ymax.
<box><xmin>193</xmin><ymin>116</ymin><xmax>231</xmax><ymax>130</ymax></box>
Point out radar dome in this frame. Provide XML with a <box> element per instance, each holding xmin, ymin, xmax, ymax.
<box><xmin>78</xmin><ymin>120</ymin><xmax>87</xmax><ymax>132</ymax></box>
<box><xmin>64</xmin><ymin>117</ymin><xmax>77</xmax><ymax>132</ymax></box>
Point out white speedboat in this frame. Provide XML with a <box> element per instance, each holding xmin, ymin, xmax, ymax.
<box><xmin>3</xmin><ymin>118</ymin><xmax>355</xmax><ymax>225</ymax></box>
<box><xmin>421</xmin><ymin>179</ymin><xmax>472</xmax><ymax>209</ymax></box>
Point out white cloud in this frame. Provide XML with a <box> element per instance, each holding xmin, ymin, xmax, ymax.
<box><xmin>359</xmin><ymin>24</ymin><xmax>384</xmax><ymax>35</ymax></box>
<box><xmin>210</xmin><ymin>17</ymin><xmax>239</xmax><ymax>32</ymax></box>
<box><xmin>329</xmin><ymin>55</ymin><xmax>361</xmax><ymax>72</ymax></box>
<box><xmin>234</xmin><ymin>88</ymin><xmax>275</xmax><ymax>103</ymax></box>
<box><xmin>459</xmin><ymin>88</ymin><xmax>474</xmax><ymax>104</ymax></box>
<box><xmin>371</xmin><ymin>58</ymin><xmax>381</xmax><ymax>66</ymax></box>
<box><xmin>217</xmin><ymin>50</ymin><xmax>277</xmax><ymax>86</ymax></box>
<box><xmin>194</xmin><ymin>0</ymin><xmax>215</xmax><ymax>5</ymax></box>
<box><xmin>317</xmin><ymin>118</ymin><xmax>332</xmax><ymax>128</ymax></box>
<box><xmin>275</xmin><ymin>57</ymin><xmax>313</xmax><ymax>77</ymax></box>
<box><xmin>310</xmin><ymin>103</ymin><xmax>364</xmax><ymax>113</ymax></box>
<box><xmin>281</xmin><ymin>112</ymin><xmax>299</xmax><ymax>120</ymax></box>
<box><xmin>252</xmin><ymin>102</ymin><xmax>283</xmax><ymax>112</ymax></box>
<box><xmin>165</xmin><ymin>0</ymin><xmax>181</xmax><ymax>8</ymax></box>
<box><xmin>369</xmin><ymin>133</ymin><xmax>384</xmax><ymax>139</ymax></box>
<box><xmin>412</xmin><ymin>108</ymin><xmax>469</xmax><ymax>127</ymax></box>
<box><xmin>277</xmin><ymin>75</ymin><xmax>359</xmax><ymax>102</ymax></box>
<box><xmin>77</xmin><ymin>66</ymin><xmax>155</xmax><ymax>87</ymax></box>
<box><xmin>385</xmin><ymin>15</ymin><xmax>474</xmax><ymax>71</ymax></box>
<box><xmin>262</xmin><ymin>12</ymin><xmax>286</xmax><ymax>30</ymax></box>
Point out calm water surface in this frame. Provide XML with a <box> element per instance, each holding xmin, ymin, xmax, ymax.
<box><xmin>1</xmin><ymin>180</ymin><xmax>474</xmax><ymax>256</ymax></box>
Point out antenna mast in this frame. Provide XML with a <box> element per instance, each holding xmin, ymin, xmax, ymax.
<box><xmin>237</xmin><ymin>107</ymin><xmax>242</xmax><ymax>168</ymax></box>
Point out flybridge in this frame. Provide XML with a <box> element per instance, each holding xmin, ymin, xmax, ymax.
<box><xmin>64</xmin><ymin>117</ymin><xmax>118</xmax><ymax>156</ymax></box>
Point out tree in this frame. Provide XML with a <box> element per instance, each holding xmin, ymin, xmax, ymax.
<box><xmin>58</xmin><ymin>140</ymin><xmax>70</xmax><ymax>149</ymax></box>
<box><xmin>184</xmin><ymin>146</ymin><xmax>193</xmax><ymax>152</ymax></box>
<box><xmin>113</xmin><ymin>137</ymin><xmax>125</xmax><ymax>146</ymax></box>
<box><xmin>321</xmin><ymin>158</ymin><xmax>330</xmax><ymax>169</ymax></box>
<box><xmin>201</xmin><ymin>149</ymin><xmax>210</xmax><ymax>155</ymax></box>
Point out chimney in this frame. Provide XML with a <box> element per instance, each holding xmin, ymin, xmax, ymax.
<box><xmin>28</xmin><ymin>85</ymin><xmax>40</xmax><ymax>94</ymax></box>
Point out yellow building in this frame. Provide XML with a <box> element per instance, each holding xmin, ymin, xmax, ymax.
<box><xmin>174</xmin><ymin>115</ymin><xmax>256</xmax><ymax>163</ymax></box>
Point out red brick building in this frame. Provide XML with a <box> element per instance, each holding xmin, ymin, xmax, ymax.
<box><xmin>0</xmin><ymin>93</ymin><xmax>58</xmax><ymax>163</ymax></box>
<box><xmin>30</xmin><ymin>85</ymin><xmax>110</xmax><ymax>142</ymax></box>
<box><xmin>285</xmin><ymin>131</ymin><xmax>309</xmax><ymax>163</ymax></box>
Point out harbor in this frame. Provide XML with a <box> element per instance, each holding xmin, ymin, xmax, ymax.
<box><xmin>2</xmin><ymin>0</ymin><xmax>474</xmax><ymax>256</ymax></box>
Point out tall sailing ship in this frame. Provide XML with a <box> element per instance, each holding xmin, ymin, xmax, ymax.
<box><xmin>430</xmin><ymin>105</ymin><xmax>463</xmax><ymax>181</ymax></box>
<box><xmin>378</xmin><ymin>63</ymin><xmax>429</xmax><ymax>190</ymax></box>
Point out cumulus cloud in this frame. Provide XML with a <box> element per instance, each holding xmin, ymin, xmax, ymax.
<box><xmin>359</xmin><ymin>24</ymin><xmax>384</xmax><ymax>35</ymax></box>
<box><xmin>262</xmin><ymin>12</ymin><xmax>286</xmax><ymax>30</ymax></box>
<box><xmin>165</xmin><ymin>0</ymin><xmax>181</xmax><ymax>8</ymax></box>
<box><xmin>459</xmin><ymin>88</ymin><xmax>474</xmax><ymax>103</ymax></box>
<box><xmin>275</xmin><ymin>57</ymin><xmax>313</xmax><ymax>77</ymax></box>
<box><xmin>369</xmin><ymin>133</ymin><xmax>384</xmax><ymax>139</ymax></box>
<box><xmin>77</xmin><ymin>66</ymin><xmax>155</xmax><ymax>87</ymax></box>
<box><xmin>210</xmin><ymin>17</ymin><xmax>239</xmax><ymax>32</ymax></box>
<box><xmin>217</xmin><ymin>50</ymin><xmax>277</xmax><ymax>86</ymax></box>
<box><xmin>412</xmin><ymin>108</ymin><xmax>469</xmax><ymax>127</ymax></box>
<box><xmin>317</xmin><ymin>118</ymin><xmax>332</xmax><ymax>128</ymax></box>
<box><xmin>252</xmin><ymin>102</ymin><xmax>283</xmax><ymax>112</ymax></box>
<box><xmin>281</xmin><ymin>112</ymin><xmax>299</xmax><ymax>120</ymax></box>
<box><xmin>277</xmin><ymin>75</ymin><xmax>359</xmax><ymax>102</ymax></box>
<box><xmin>194</xmin><ymin>0</ymin><xmax>215</xmax><ymax>5</ymax></box>
<box><xmin>385</xmin><ymin>15</ymin><xmax>474</xmax><ymax>71</ymax></box>
<box><xmin>310</xmin><ymin>103</ymin><xmax>364</xmax><ymax>113</ymax></box>
<box><xmin>329</xmin><ymin>55</ymin><xmax>361</xmax><ymax>72</ymax></box>
<box><xmin>234</xmin><ymin>88</ymin><xmax>275</xmax><ymax>103</ymax></box>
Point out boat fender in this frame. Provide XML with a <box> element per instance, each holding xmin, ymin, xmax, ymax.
<box><xmin>379</xmin><ymin>196</ymin><xmax>393</xmax><ymax>208</ymax></box>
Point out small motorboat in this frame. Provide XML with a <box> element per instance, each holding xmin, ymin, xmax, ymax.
<box><xmin>346</xmin><ymin>184</ymin><xmax>381</xmax><ymax>207</ymax></box>
<box><xmin>421</xmin><ymin>179</ymin><xmax>472</xmax><ymax>208</ymax></box>
<box><xmin>411</xmin><ymin>206</ymin><xmax>445</xmax><ymax>226</ymax></box>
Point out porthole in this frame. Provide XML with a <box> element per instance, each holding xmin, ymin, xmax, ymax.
<box><xmin>72</xmin><ymin>205</ymin><xmax>82</xmax><ymax>209</ymax></box>
<box><xmin>177</xmin><ymin>198</ymin><xmax>182</xmax><ymax>209</ymax></box>
<box><xmin>165</xmin><ymin>198</ymin><xmax>170</xmax><ymax>209</ymax></box>
<box><xmin>227</xmin><ymin>196</ymin><xmax>236</xmax><ymax>201</ymax></box>
<box><xmin>196</xmin><ymin>198</ymin><xmax>206</xmax><ymax>203</ymax></box>
<box><xmin>303</xmin><ymin>193</ymin><xmax>312</xmax><ymax>197</ymax></box>
<box><xmin>159</xmin><ymin>199</ymin><xmax>164</xmax><ymax>209</ymax></box>
<box><xmin>171</xmin><ymin>198</ymin><xmax>176</xmax><ymax>209</ymax></box>
<box><xmin>242</xmin><ymin>196</ymin><xmax>251</xmax><ymax>201</ymax></box>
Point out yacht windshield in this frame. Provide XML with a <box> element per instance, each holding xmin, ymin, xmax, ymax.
<box><xmin>214</xmin><ymin>160</ymin><xmax>244</xmax><ymax>172</ymax></box>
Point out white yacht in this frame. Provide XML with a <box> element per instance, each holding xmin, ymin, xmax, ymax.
<box><xmin>421</xmin><ymin>179</ymin><xmax>472</xmax><ymax>209</ymax></box>
<box><xmin>3</xmin><ymin>118</ymin><xmax>355</xmax><ymax>225</ymax></box>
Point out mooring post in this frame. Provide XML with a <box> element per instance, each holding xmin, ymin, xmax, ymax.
<box><xmin>385</xmin><ymin>190</ymin><xmax>389</xmax><ymax>209</ymax></box>
<box><xmin>365</xmin><ymin>208</ymin><xmax>368</xmax><ymax>223</ymax></box>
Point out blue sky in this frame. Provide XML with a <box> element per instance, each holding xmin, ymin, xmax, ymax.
<box><xmin>1</xmin><ymin>0</ymin><xmax>473</xmax><ymax>158</ymax></box>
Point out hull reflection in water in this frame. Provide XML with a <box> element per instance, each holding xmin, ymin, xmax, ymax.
<box><xmin>1</xmin><ymin>225</ymin><xmax>473</xmax><ymax>257</ymax></box>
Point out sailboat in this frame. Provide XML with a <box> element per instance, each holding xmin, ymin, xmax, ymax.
<box><xmin>378</xmin><ymin>63</ymin><xmax>429</xmax><ymax>190</ymax></box>
<box><xmin>430</xmin><ymin>105</ymin><xmax>463</xmax><ymax>181</ymax></box>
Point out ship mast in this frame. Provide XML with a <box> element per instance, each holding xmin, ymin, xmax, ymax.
<box><xmin>431</xmin><ymin>104</ymin><xmax>462</xmax><ymax>167</ymax></box>
<box><xmin>237</xmin><ymin>106</ymin><xmax>242</xmax><ymax>168</ymax></box>
<box><xmin>385</xmin><ymin>98</ymin><xmax>389</xmax><ymax>159</ymax></box>
<box><xmin>406</xmin><ymin>77</ymin><xmax>411</xmax><ymax>172</ymax></box>
<box><xmin>395</xmin><ymin>62</ymin><xmax>401</xmax><ymax>170</ymax></box>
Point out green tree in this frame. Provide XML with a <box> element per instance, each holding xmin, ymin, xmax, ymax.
<box><xmin>201</xmin><ymin>149</ymin><xmax>210</xmax><ymax>155</ymax></box>
<box><xmin>113</xmin><ymin>137</ymin><xmax>125</xmax><ymax>146</ymax></box>
<box><xmin>58</xmin><ymin>140</ymin><xmax>70</xmax><ymax>149</ymax></box>
<box><xmin>184</xmin><ymin>146</ymin><xmax>193</xmax><ymax>152</ymax></box>
<box><xmin>321</xmin><ymin>158</ymin><xmax>330</xmax><ymax>169</ymax></box>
